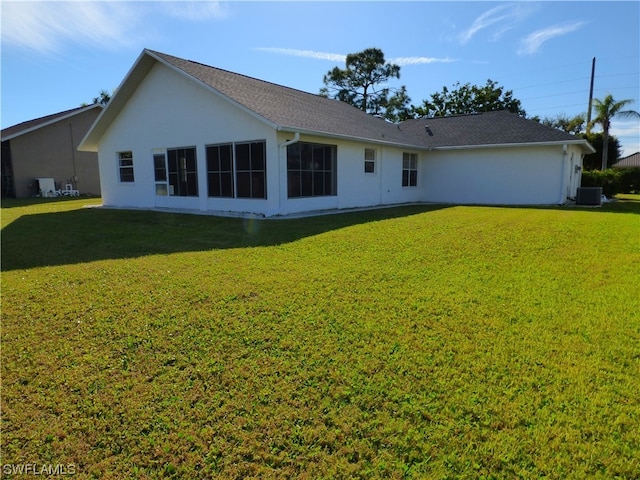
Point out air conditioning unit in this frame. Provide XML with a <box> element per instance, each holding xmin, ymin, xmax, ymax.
<box><xmin>576</xmin><ymin>187</ymin><xmax>602</xmax><ymax>206</ymax></box>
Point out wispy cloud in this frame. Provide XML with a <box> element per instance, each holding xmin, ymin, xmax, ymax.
<box><xmin>256</xmin><ymin>48</ymin><xmax>456</xmax><ymax>66</ymax></box>
<box><xmin>389</xmin><ymin>56</ymin><xmax>456</xmax><ymax>66</ymax></box>
<box><xmin>518</xmin><ymin>21</ymin><xmax>586</xmax><ymax>55</ymax></box>
<box><xmin>1</xmin><ymin>1</ymin><xmax>230</xmax><ymax>54</ymax></box>
<box><xmin>1</xmin><ymin>2</ymin><xmax>145</xmax><ymax>54</ymax></box>
<box><xmin>459</xmin><ymin>3</ymin><xmax>534</xmax><ymax>44</ymax></box>
<box><xmin>255</xmin><ymin>48</ymin><xmax>346</xmax><ymax>63</ymax></box>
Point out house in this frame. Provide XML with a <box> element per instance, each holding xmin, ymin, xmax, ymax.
<box><xmin>78</xmin><ymin>49</ymin><xmax>594</xmax><ymax>217</ymax></box>
<box><xmin>613</xmin><ymin>152</ymin><xmax>640</xmax><ymax>168</ymax></box>
<box><xmin>1</xmin><ymin>104</ymin><xmax>103</xmax><ymax>198</ymax></box>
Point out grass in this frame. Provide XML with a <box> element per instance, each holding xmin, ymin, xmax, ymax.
<box><xmin>1</xmin><ymin>196</ymin><xmax>639</xmax><ymax>479</ymax></box>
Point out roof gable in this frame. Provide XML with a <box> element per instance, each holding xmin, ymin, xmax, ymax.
<box><xmin>1</xmin><ymin>104</ymin><xmax>103</xmax><ymax>142</ymax></box>
<box><xmin>148</xmin><ymin>50</ymin><xmax>416</xmax><ymax>146</ymax></box>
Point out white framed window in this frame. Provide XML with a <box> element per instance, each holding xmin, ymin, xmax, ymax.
<box><xmin>152</xmin><ymin>147</ymin><xmax>198</xmax><ymax>197</ymax></box>
<box><xmin>402</xmin><ymin>152</ymin><xmax>417</xmax><ymax>187</ymax></box>
<box><xmin>118</xmin><ymin>151</ymin><xmax>134</xmax><ymax>183</ymax></box>
<box><xmin>364</xmin><ymin>148</ymin><xmax>376</xmax><ymax>174</ymax></box>
<box><xmin>206</xmin><ymin>140</ymin><xmax>267</xmax><ymax>199</ymax></box>
<box><xmin>153</xmin><ymin>150</ymin><xmax>168</xmax><ymax>195</ymax></box>
<box><xmin>287</xmin><ymin>141</ymin><xmax>337</xmax><ymax>198</ymax></box>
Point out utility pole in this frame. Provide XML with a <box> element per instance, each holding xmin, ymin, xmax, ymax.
<box><xmin>586</xmin><ymin>57</ymin><xmax>596</xmax><ymax>135</ymax></box>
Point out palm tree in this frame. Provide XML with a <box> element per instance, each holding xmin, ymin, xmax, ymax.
<box><xmin>590</xmin><ymin>95</ymin><xmax>640</xmax><ymax>170</ymax></box>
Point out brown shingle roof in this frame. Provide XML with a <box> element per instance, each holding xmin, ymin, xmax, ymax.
<box><xmin>613</xmin><ymin>152</ymin><xmax>640</xmax><ymax>168</ymax></box>
<box><xmin>1</xmin><ymin>104</ymin><xmax>102</xmax><ymax>141</ymax></box>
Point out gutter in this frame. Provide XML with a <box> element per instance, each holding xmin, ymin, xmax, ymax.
<box><xmin>428</xmin><ymin>139</ymin><xmax>595</xmax><ymax>154</ymax></box>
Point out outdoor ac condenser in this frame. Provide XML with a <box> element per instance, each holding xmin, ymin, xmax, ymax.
<box><xmin>576</xmin><ymin>187</ymin><xmax>602</xmax><ymax>206</ymax></box>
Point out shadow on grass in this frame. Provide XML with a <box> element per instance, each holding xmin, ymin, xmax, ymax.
<box><xmin>1</xmin><ymin>203</ymin><xmax>447</xmax><ymax>271</ymax></box>
<box><xmin>3</xmin><ymin>196</ymin><xmax>638</xmax><ymax>271</ymax></box>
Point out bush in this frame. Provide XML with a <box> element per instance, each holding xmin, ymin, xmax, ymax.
<box><xmin>616</xmin><ymin>168</ymin><xmax>640</xmax><ymax>194</ymax></box>
<box><xmin>581</xmin><ymin>169</ymin><xmax>621</xmax><ymax>197</ymax></box>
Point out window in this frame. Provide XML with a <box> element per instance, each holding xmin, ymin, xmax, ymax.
<box><xmin>206</xmin><ymin>141</ymin><xmax>267</xmax><ymax>199</ymax></box>
<box><xmin>287</xmin><ymin>142</ymin><xmax>336</xmax><ymax>198</ymax></box>
<box><xmin>154</xmin><ymin>153</ymin><xmax>168</xmax><ymax>195</ymax></box>
<box><xmin>206</xmin><ymin>144</ymin><xmax>234</xmax><ymax>197</ymax></box>
<box><xmin>167</xmin><ymin>147</ymin><xmax>198</xmax><ymax>196</ymax></box>
<box><xmin>118</xmin><ymin>151</ymin><xmax>134</xmax><ymax>182</ymax></box>
<box><xmin>236</xmin><ymin>141</ymin><xmax>266</xmax><ymax>199</ymax></box>
<box><xmin>364</xmin><ymin>148</ymin><xmax>376</xmax><ymax>174</ymax></box>
<box><xmin>402</xmin><ymin>152</ymin><xmax>418</xmax><ymax>187</ymax></box>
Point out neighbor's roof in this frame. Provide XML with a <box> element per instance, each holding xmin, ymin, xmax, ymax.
<box><xmin>1</xmin><ymin>104</ymin><xmax>103</xmax><ymax>142</ymax></box>
<box><xmin>79</xmin><ymin>48</ymin><xmax>593</xmax><ymax>154</ymax></box>
<box><xmin>613</xmin><ymin>152</ymin><xmax>640</xmax><ymax>168</ymax></box>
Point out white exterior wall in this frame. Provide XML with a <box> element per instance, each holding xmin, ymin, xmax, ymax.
<box><xmin>421</xmin><ymin>145</ymin><xmax>573</xmax><ymax>205</ymax></box>
<box><xmin>274</xmin><ymin>133</ymin><xmax>424</xmax><ymax>216</ymax></box>
<box><xmin>97</xmin><ymin>63</ymin><xmax>279</xmax><ymax>215</ymax></box>
<box><xmin>96</xmin><ymin>62</ymin><xmax>583</xmax><ymax>216</ymax></box>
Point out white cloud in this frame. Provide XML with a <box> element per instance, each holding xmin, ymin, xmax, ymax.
<box><xmin>1</xmin><ymin>2</ymin><xmax>145</xmax><ymax>53</ymax></box>
<box><xmin>255</xmin><ymin>48</ymin><xmax>347</xmax><ymax>63</ymax></box>
<box><xmin>256</xmin><ymin>48</ymin><xmax>456</xmax><ymax>66</ymax></box>
<box><xmin>518</xmin><ymin>21</ymin><xmax>586</xmax><ymax>55</ymax></box>
<box><xmin>388</xmin><ymin>56</ymin><xmax>456</xmax><ymax>66</ymax></box>
<box><xmin>459</xmin><ymin>4</ymin><xmax>533</xmax><ymax>44</ymax></box>
<box><xmin>610</xmin><ymin>119</ymin><xmax>640</xmax><ymax>157</ymax></box>
<box><xmin>1</xmin><ymin>1</ymin><xmax>230</xmax><ymax>54</ymax></box>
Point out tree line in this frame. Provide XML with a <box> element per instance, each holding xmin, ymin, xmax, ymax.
<box><xmin>320</xmin><ymin>48</ymin><xmax>639</xmax><ymax>170</ymax></box>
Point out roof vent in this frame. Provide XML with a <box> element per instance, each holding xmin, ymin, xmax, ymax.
<box><xmin>425</xmin><ymin>125</ymin><xmax>433</xmax><ymax>136</ymax></box>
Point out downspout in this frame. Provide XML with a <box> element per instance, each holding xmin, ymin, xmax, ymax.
<box><xmin>69</xmin><ymin>123</ymin><xmax>78</xmax><ymax>188</ymax></box>
<box><xmin>558</xmin><ymin>144</ymin><xmax>568</xmax><ymax>205</ymax></box>
<box><xmin>280</xmin><ymin>132</ymin><xmax>300</xmax><ymax>149</ymax></box>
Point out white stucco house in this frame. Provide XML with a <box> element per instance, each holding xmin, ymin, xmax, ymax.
<box><xmin>79</xmin><ymin>49</ymin><xmax>595</xmax><ymax>217</ymax></box>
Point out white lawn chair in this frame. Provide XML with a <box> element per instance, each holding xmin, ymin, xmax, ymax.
<box><xmin>61</xmin><ymin>184</ymin><xmax>80</xmax><ymax>196</ymax></box>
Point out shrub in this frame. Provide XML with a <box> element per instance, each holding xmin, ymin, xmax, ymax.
<box><xmin>581</xmin><ymin>169</ymin><xmax>621</xmax><ymax>197</ymax></box>
<box><xmin>616</xmin><ymin>168</ymin><xmax>640</xmax><ymax>194</ymax></box>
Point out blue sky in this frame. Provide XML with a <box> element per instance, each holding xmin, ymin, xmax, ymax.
<box><xmin>2</xmin><ymin>1</ymin><xmax>639</xmax><ymax>155</ymax></box>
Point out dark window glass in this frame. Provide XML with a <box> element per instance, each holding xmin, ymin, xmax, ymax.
<box><xmin>168</xmin><ymin>147</ymin><xmax>197</xmax><ymax>196</ymax></box>
<box><xmin>236</xmin><ymin>172</ymin><xmax>251</xmax><ymax>198</ymax></box>
<box><xmin>235</xmin><ymin>142</ymin><xmax>266</xmax><ymax>199</ymax></box>
<box><xmin>207</xmin><ymin>144</ymin><xmax>234</xmax><ymax>198</ymax></box>
<box><xmin>235</xmin><ymin>143</ymin><xmax>250</xmax><ymax>171</ymax></box>
<box><xmin>402</xmin><ymin>152</ymin><xmax>418</xmax><ymax>187</ymax></box>
<box><xmin>288</xmin><ymin>171</ymin><xmax>301</xmax><ymax>197</ymax></box>
<box><xmin>287</xmin><ymin>142</ymin><xmax>336</xmax><ymax>198</ymax></box>
<box><xmin>118</xmin><ymin>151</ymin><xmax>134</xmax><ymax>182</ymax></box>
<box><xmin>154</xmin><ymin>154</ymin><xmax>166</xmax><ymax>181</ymax></box>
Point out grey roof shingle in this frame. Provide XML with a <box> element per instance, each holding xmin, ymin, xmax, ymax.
<box><xmin>399</xmin><ymin>110</ymin><xmax>590</xmax><ymax>149</ymax></box>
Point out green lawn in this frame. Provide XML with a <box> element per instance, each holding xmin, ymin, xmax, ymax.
<box><xmin>2</xmin><ymin>197</ymin><xmax>639</xmax><ymax>479</ymax></box>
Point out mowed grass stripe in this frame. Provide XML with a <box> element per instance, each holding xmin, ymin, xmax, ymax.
<box><xmin>1</xmin><ymin>198</ymin><xmax>639</xmax><ymax>479</ymax></box>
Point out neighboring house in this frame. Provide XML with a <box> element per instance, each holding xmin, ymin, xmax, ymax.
<box><xmin>1</xmin><ymin>104</ymin><xmax>103</xmax><ymax>198</ymax></box>
<box><xmin>613</xmin><ymin>152</ymin><xmax>640</xmax><ymax>168</ymax></box>
<box><xmin>78</xmin><ymin>49</ymin><xmax>594</xmax><ymax>217</ymax></box>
